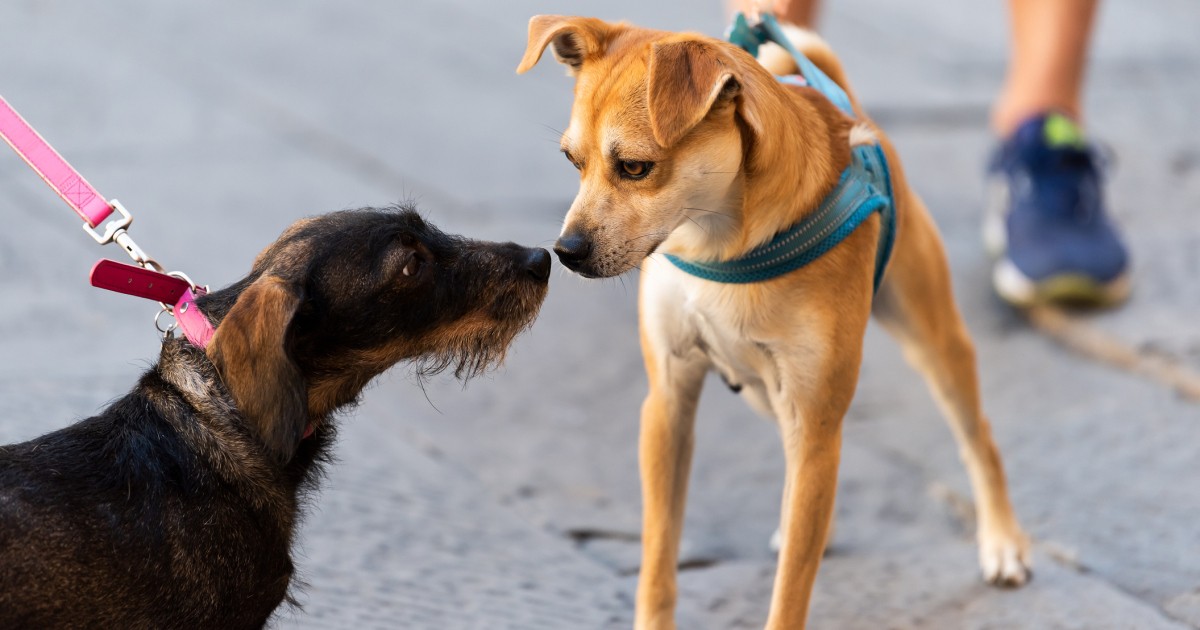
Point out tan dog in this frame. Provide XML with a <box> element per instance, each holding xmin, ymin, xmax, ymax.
<box><xmin>518</xmin><ymin>15</ymin><xmax>1031</xmax><ymax>629</ymax></box>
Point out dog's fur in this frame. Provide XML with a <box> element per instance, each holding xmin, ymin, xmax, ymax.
<box><xmin>0</xmin><ymin>207</ymin><xmax>549</xmax><ymax>629</ymax></box>
<box><xmin>519</xmin><ymin>16</ymin><xmax>1031</xmax><ymax>629</ymax></box>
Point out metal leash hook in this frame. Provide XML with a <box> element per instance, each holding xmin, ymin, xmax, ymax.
<box><xmin>108</xmin><ymin>199</ymin><xmax>175</xmax><ymax>341</ymax></box>
<box><xmin>84</xmin><ymin>199</ymin><xmax>166</xmax><ymax>273</ymax></box>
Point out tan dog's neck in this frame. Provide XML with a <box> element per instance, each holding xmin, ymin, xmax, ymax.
<box><xmin>651</xmin><ymin>54</ymin><xmax>855</xmax><ymax>265</ymax></box>
<box><xmin>714</xmin><ymin>77</ymin><xmax>853</xmax><ymax>262</ymax></box>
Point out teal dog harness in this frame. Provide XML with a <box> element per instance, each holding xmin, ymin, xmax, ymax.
<box><xmin>665</xmin><ymin>13</ymin><xmax>897</xmax><ymax>291</ymax></box>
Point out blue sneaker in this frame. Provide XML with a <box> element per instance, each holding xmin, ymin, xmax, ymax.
<box><xmin>984</xmin><ymin>113</ymin><xmax>1130</xmax><ymax>307</ymax></box>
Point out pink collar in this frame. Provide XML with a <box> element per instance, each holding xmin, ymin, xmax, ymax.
<box><xmin>91</xmin><ymin>260</ymin><xmax>216</xmax><ymax>348</ymax></box>
<box><xmin>93</xmin><ymin>259</ymin><xmax>311</xmax><ymax>438</ymax></box>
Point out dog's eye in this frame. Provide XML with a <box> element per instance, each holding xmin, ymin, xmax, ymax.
<box><xmin>619</xmin><ymin>160</ymin><xmax>653</xmax><ymax>180</ymax></box>
<box><xmin>402</xmin><ymin>255</ymin><xmax>422</xmax><ymax>277</ymax></box>
<box><xmin>562</xmin><ymin>150</ymin><xmax>582</xmax><ymax>171</ymax></box>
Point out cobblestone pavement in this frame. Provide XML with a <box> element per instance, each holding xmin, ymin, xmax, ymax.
<box><xmin>1</xmin><ymin>1</ymin><xmax>1197</xmax><ymax>628</ymax></box>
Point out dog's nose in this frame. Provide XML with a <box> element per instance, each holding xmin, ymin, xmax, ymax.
<box><xmin>553</xmin><ymin>233</ymin><xmax>592</xmax><ymax>268</ymax></box>
<box><xmin>525</xmin><ymin>248</ymin><xmax>552</xmax><ymax>282</ymax></box>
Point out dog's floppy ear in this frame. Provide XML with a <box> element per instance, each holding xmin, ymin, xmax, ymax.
<box><xmin>207</xmin><ymin>275</ymin><xmax>307</xmax><ymax>465</ymax></box>
<box><xmin>516</xmin><ymin>15</ymin><xmax>612</xmax><ymax>75</ymax></box>
<box><xmin>647</xmin><ymin>39</ymin><xmax>741</xmax><ymax>148</ymax></box>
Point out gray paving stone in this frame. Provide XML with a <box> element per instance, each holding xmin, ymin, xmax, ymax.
<box><xmin>278</xmin><ymin>408</ymin><xmax>630</xmax><ymax>629</ymax></box>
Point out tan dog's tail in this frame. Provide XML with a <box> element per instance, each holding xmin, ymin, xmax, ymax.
<box><xmin>754</xmin><ymin>23</ymin><xmax>852</xmax><ymax>96</ymax></box>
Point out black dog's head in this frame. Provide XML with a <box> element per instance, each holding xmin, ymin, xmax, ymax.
<box><xmin>198</xmin><ymin>205</ymin><xmax>550</xmax><ymax>464</ymax></box>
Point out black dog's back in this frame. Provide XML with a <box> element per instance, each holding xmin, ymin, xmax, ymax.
<box><xmin>0</xmin><ymin>354</ymin><xmax>296</xmax><ymax>629</ymax></box>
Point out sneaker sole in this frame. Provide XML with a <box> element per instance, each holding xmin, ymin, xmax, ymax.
<box><xmin>993</xmin><ymin>258</ymin><xmax>1131</xmax><ymax>308</ymax></box>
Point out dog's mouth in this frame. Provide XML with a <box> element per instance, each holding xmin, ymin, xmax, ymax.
<box><xmin>558</xmin><ymin>237</ymin><xmax>666</xmax><ymax>279</ymax></box>
<box><xmin>491</xmin><ymin>279</ymin><xmax>549</xmax><ymax>323</ymax></box>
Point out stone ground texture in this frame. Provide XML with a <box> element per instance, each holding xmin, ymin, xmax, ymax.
<box><xmin>1</xmin><ymin>1</ymin><xmax>1197</xmax><ymax>628</ymax></box>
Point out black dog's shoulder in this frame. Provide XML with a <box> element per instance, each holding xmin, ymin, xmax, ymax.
<box><xmin>0</xmin><ymin>353</ymin><xmax>223</xmax><ymax>510</ymax></box>
<box><xmin>0</xmin><ymin>345</ymin><xmax>293</xmax><ymax>629</ymax></box>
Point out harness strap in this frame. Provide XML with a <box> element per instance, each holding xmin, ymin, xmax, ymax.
<box><xmin>665</xmin><ymin>12</ymin><xmax>896</xmax><ymax>291</ymax></box>
<box><xmin>666</xmin><ymin>144</ymin><xmax>894</xmax><ymax>289</ymax></box>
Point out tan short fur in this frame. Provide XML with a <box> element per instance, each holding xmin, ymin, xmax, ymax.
<box><xmin>519</xmin><ymin>16</ymin><xmax>1031</xmax><ymax>629</ymax></box>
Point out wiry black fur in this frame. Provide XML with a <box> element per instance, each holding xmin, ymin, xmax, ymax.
<box><xmin>0</xmin><ymin>206</ymin><xmax>550</xmax><ymax>629</ymax></box>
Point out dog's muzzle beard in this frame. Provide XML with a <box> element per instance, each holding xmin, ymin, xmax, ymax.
<box><xmin>417</xmin><ymin>244</ymin><xmax>550</xmax><ymax>379</ymax></box>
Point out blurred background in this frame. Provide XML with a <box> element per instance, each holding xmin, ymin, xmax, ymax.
<box><xmin>1</xmin><ymin>1</ymin><xmax>1197</xmax><ymax>628</ymax></box>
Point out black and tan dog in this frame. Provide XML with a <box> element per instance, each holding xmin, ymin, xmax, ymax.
<box><xmin>519</xmin><ymin>15</ymin><xmax>1031</xmax><ymax>630</ymax></box>
<box><xmin>0</xmin><ymin>206</ymin><xmax>549</xmax><ymax>628</ymax></box>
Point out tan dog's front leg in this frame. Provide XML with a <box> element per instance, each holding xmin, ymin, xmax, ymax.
<box><xmin>765</xmin><ymin>405</ymin><xmax>844</xmax><ymax>630</ymax></box>
<box><xmin>635</xmin><ymin>345</ymin><xmax>707</xmax><ymax>630</ymax></box>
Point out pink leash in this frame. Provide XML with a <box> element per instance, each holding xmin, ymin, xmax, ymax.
<box><xmin>0</xmin><ymin>95</ymin><xmax>216</xmax><ymax>349</ymax></box>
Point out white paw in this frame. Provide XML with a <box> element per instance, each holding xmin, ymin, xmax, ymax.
<box><xmin>979</xmin><ymin>530</ymin><xmax>1032</xmax><ymax>587</ymax></box>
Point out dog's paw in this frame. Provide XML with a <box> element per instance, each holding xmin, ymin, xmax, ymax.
<box><xmin>978</xmin><ymin>529</ymin><xmax>1032</xmax><ymax>587</ymax></box>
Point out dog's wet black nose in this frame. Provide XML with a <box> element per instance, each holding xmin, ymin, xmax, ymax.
<box><xmin>554</xmin><ymin>233</ymin><xmax>592</xmax><ymax>269</ymax></box>
<box><xmin>525</xmin><ymin>248</ymin><xmax>552</xmax><ymax>282</ymax></box>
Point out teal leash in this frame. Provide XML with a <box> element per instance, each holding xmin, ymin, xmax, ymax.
<box><xmin>726</xmin><ymin>12</ymin><xmax>854</xmax><ymax>115</ymax></box>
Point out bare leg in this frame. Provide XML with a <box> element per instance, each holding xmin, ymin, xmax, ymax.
<box><xmin>993</xmin><ymin>0</ymin><xmax>1099</xmax><ymax>135</ymax></box>
<box><xmin>730</xmin><ymin>0</ymin><xmax>822</xmax><ymax>28</ymax></box>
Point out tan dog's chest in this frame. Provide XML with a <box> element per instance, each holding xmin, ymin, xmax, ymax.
<box><xmin>642</xmin><ymin>256</ymin><xmax>830</xmax><ymax>422</ymax></box>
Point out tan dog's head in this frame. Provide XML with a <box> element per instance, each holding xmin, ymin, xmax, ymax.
<box><xmin>518</xmin><ymin>16</ymin><xmax>772</xmax><ymax>278</ymax></box>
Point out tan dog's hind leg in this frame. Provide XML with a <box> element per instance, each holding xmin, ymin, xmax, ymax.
<box><xmin>635</xmin><ymin>325</ymin><xmax>708</xmax><ymax>630</ymax></box>
<box><xmin>873</xmin><ymin>194</ymin><xmax>1032</xmax><ymax>586</ymax></box>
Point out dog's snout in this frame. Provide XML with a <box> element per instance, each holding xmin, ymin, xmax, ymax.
<box><xmin>554</xmin><ymin>233</ymin><xmax>592</xmax><ymax>269</ymax></box>
<box><xmin>525</xmin><ymin>248</ymin><xmax>552</xmax><ymax>282</ymax></box>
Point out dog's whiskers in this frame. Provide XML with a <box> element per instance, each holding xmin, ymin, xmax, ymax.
<box><xmin>683</xmin><ymin>207</ymin><xmax>735</xmax><ymax>221</ymax></box>
<box><xmin>537</xmin><ymin>123</ymin><xmax>568</xmax><ymax>140</ymax></box>
<box><xmin>683</xmin><ymin>215</ymin><xmax>709</xmax><ymax>234</ymax></box>
<box><xmin>627</xmin><ymin>231</ymin><xmax>671</xmax><ymax>244</ymax></box>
